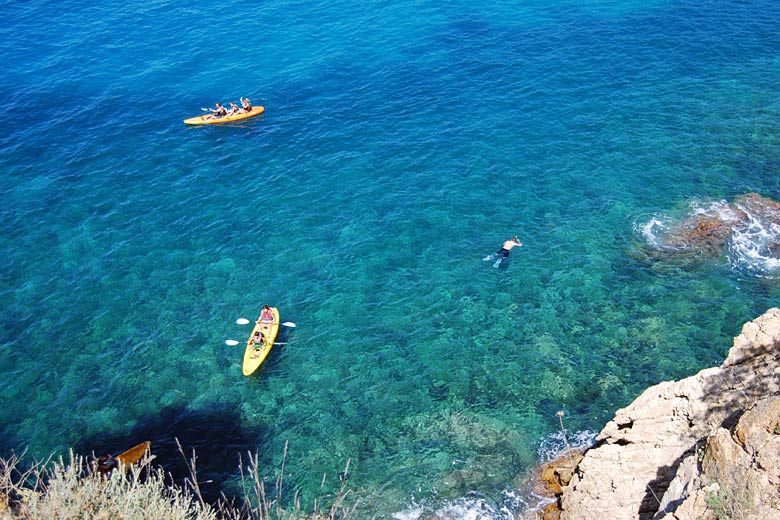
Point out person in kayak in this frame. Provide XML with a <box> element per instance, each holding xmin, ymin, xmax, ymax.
<box><xmin>249</xmin><ymin>329</ymin><xmax>266</xmax><ymax>359</ymax></box>
<box><xmin>204</xmin><ymin>102</ymin><xmax>227</xmax><ymax>120</ymax></box>
<box><xmin>240</xmin><ymin>97</ymin><xmax>252</xmax><ymax>113</ymax></box>
<box><xmin>249</xmin><ymin>330</ymin><xmax>265</xmax><ymax>358</ymax></box>
<box><xmin>484</xmin><ymin>236</ymin><xmax>523</xmax><ymax>268</ymax></box>
<box><xmin>224</xmin><ymin>101</ymin><xmax>239</xmax><ymax>117</ymax></box>
<box><xmin>259</xmin><ymin>304</ymin><xmax>274</xmax><ymax>324</ymax></box>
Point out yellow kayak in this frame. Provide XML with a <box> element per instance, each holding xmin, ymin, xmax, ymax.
<box><xmin>184</xmin><ymin>105</ymin><xmax>265</xmax><ymax>125</ymax></box>
<box><xmin>242</xmin><ymin>307</ymin><xmax>280</xmax><ymax>376</ymax></box>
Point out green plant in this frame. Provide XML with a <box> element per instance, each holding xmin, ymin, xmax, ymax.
<box><xmin>696</xmin><ymin>440</ymin><xmax>707</xmax><ymax>463</ymax></box>
<box><xmin>707</xmin><ymin>489</ymin><xmax>730</xmax><ymax>520</ymax></box>
<box><xmin>706</xmin><ymin>484</ymin><xmax>754</xmax><ymax>520</ymax></box>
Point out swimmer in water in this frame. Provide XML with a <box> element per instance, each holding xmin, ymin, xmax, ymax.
<box><xmin>484</xmin><ymin>236</ymin><xmax>523</xmax><ymax>268</ymax></box>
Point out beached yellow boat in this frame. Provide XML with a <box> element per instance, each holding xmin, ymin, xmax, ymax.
<box><xmin>183</xmin><ymin>105</ymin><xmax>265</xmax><ymax>125</ymax></box>
<box><xmin>242</xmin><ymin>307</ymin><xmax>280</xmax><ymax>376</ymax></box>
<box><xmin>97</xmin><ymin>441</ymin><xmax>151</xmax><ymax>475</ymax></box>
<box><xmin>116</xmin><ymin>441</ymin><xmax>151</xmax><ymax>466</ymax></box>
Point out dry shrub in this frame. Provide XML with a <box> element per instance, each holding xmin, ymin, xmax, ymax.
<box><xmin>0</xmin><ymin>442</ymin><xmax>358</xmax><ymax>520</ymax></box>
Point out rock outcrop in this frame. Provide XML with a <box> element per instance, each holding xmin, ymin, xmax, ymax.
<box><xmin>546</xmin><ymin>308</ymin><xmax>780</xmax><ymax>520</ymax></box>
<box><xmin>657</xmin><ymin>193</ymin><xmax>780</xmax><ymax>257</ymax></box>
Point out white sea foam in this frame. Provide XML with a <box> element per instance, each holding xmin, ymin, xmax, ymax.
<box><xmin>637</xmin><ymin>199</ymin><xmax>780</xmax><ymax>277</ymax></box>
<box><xmin>393</xmin><ymin>491</ymin><xmax>541</xmax><ymax>520</ymax></box>
<box><xmin>690</xmin><ymin>199</ymin><xmax>741</xmax><ymax>222</ymax></box>
<box><xmin>729</xmin><ymin>203</ymin><xmax>780</xmax><ymax>276</ymax></box>
<box><xmin>537</xmin><ymin>428</ymin><xmax>597</xmax><ymax>462</ymax></box>
<box><xmin>392</xmin><ymin>504</ymin><xmax>424</xmax><ymax>520</ymax></box>
<box><xmin>392</xmin><ymin>430</ymin><xmax>597</xmax><ymax>520</ymax></box>
<box><xmin>634</xmin><ymin>214</ymin><xmax>676</xmax><ymax>249</ymax></box>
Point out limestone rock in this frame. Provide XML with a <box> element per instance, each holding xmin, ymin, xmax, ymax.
<box><xmin>523</xmin><ymin>450</ymin><xmax>584</xmax><ymax>520</ymax></box>
<box><xmin>552</xmin><ymin>308</ymin><xmax>780</xmax><ymax>520</ymax></box>
<box><xmin>653</xmin><ymin>453</ymin><xmax>705</xmax><ymax>519</ymax></box>
<box><xmin>539</xmin><ymin>450</ymin><xmax>584</xmax><ymax>496</ymax></box>
<box><xmin>696</xmin><ymin>397</ymin><xmax>780</xmax><ymax>519</ymax></box>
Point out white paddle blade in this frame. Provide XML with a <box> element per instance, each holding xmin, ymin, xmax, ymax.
<box><xmin>225</xmin><ymin>340</ymin><xmax>240</xmax><ymax>346</ymax></box>
<box><xmin>282</xmin><ymin>321</ymin><xmax>296</xmax><ymax>328</ymax></box>
<box><xmin>236</xmin><ymin>318</ymin><xmax>250</xmax><ymax>325</ymax></box>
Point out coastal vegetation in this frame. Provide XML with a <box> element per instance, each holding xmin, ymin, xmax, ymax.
<box><xmin>0</xmin><ymin>443</ymin><xmax>357</xmax><ymax>520</ymax></box>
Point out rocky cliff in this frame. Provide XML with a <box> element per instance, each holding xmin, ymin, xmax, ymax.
<box><xmin>540</xmin><ymin>308</ymin><xmax>780</xmax><ymax>520</ymax></box>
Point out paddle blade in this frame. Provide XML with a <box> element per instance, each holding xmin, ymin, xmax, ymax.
<box><xmin>225</xmin><ymin>340</ymin><xmax>239</xmax><ymax>346</ymax></box>
<box><xmin>236</xmin><ymin>318</ymin><xmax>250</xmax><ymax>325</ymax></box>
<box><xmin>282</xmin><ymin>321</ymin><xmax>296</xmax><ymax>328</ymax></box>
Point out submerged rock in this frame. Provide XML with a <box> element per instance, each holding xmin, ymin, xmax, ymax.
<box><xmin>640</xmin><ymin>193</ymin><xmax>780</xmax><ymax>266</ymax></box>
<box><xmin>538</xmin><ymin>308</ymin><xmax>780</xmax><ymax>520</ymax></box>
<box><xmin>665</xmin><ymin>215</ymin><xmax>737</xmax><ymax>254</ymax></box>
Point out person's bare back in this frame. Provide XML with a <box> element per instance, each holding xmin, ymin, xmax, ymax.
<box><xmin>484</xmin><ymin>236</ymin><xmax>523</xmax><ymax>268</ymax></box>
<box><xmin>502</xmin><ymin>238</ymin><xmax>523</xmax><ymax>251</ymax></box>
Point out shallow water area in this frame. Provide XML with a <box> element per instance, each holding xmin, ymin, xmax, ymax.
<box><xmin>2</xmin><ymin>0</ymin><xmax>780</xmax><ymax>517</ymax></box>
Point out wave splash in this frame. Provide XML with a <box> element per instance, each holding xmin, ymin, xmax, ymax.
<box><xmin>729</xmin><ymin>202</ymin><xmax>780</xmax><ymax>274</ymax></box>
<box><xmin>536</xmin><ymin>429</ymin><xmax>597</xmax><ymax>462</ymax></box>
<box><xmin>392</xmin><ymin>491</ymin><xmax>536</xmax><ymax>520</ymax></box>
<box><xmin>390</xmin><ymin>430</ymin><xmax>596</xmax><ymax>520</ymax></box>
<box><xmin>635</xmin><ymin>193</ymin><xmax>780</xmax><ymax>277</ymax></box>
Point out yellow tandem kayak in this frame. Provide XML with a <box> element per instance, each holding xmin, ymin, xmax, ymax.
<box><xmin>242</xmin><ymin>307</ymin><xmax>280</xmax><ymax>376</ymax></box>
<box><xmin>184</xmin><ymin>105</ymin><xmax>265</xmax><ymax>125</ymax></box>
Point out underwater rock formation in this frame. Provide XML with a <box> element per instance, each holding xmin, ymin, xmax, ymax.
<box><xmin>641</xmin><ymin>193</ymin><xmax>780</xmax><ymax>269</ymax></box>
<box><xmin>664</xmin><ymin>214</ymin><xmax>736</xmax><ymax>254</ymax></box>
<box><xmin>537</xmin><ymin>308</ymin><xmax>780</xmax><ymax>520</ymax></box>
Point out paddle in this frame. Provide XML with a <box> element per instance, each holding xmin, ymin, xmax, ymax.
<box><xmin>236</xmin><ymin>318</ymin><xmax>296</xmax><ymax>328</ymax></box>
<box><xmin>226</xmin><ymin>317</ymin><xmax>296</xmax><ymax>345</ymax></box>
<box><xmin>225</xmin><ymin>339</ymin><xmax>288</xmax><ymax>346</ymax></box>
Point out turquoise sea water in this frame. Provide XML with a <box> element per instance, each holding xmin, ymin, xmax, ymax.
<box><xmin>3</xmin><ymin>0</ymin><xmax>780</xmax><ymax>517</ymax></box>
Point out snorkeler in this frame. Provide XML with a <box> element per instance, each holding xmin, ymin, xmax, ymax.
<box><xmin>484</xmin><ymin>236</ymin><xmax>523</xmax><ymax>268</ymax></box>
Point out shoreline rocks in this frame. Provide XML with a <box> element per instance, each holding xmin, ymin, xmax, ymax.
<box><xmin>537</xmin><ymin>308</ymin><xmax>780</xmax><ymax>520</ymax></box>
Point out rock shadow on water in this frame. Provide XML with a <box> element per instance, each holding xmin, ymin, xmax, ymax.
<box><xmin>74</xmin><ymin>405</ymin><xmax>270</xmax><ymax>504</ymax></box>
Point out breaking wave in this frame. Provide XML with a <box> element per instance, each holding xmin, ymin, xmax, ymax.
<box><xmin>635</xmin><ymin>213</ymin><xmax>678</xmax><ymax>250</ymax></box>
<box><xmin>635</xmin><ymin>197</ymin><xmax>780</xmax><ymax>278</ymax></box>
<box><xmin>729</xmin><ymin>202</ymin><xmax>780</xmax><ymax>276</ymax></box>
<box><xmin>390</xmin><ymin>430</ymin><xmax>597</xmax><ymax>520</ymax></box>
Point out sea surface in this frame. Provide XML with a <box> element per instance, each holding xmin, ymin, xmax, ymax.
<box><xmin>2</xmin><ymin>0</ymin><xmax>780</xmax><ymax>517</ymax></box>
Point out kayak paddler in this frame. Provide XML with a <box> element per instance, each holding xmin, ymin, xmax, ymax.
<box><xmin>204</xmin><ymin>102</ymin><xmax>227</xmax><ymax>120</ymax></box>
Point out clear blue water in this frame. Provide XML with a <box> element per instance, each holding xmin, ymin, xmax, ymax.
<box><xmin>3</xmin><ymin>0</ymin><xmax>780</xmax><ymax>517</ymax></box>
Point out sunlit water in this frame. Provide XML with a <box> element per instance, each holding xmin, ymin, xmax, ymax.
<box><xmin>2</xmin><ymin>0</ymin><xmax>780</xmax><ymax>517</ymax></box>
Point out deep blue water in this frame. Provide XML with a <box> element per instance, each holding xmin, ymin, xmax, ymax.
<box><xmin>3</xmin><ymin>0</ymin><xmax>780</xmax><ymax>517</ymax></box>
